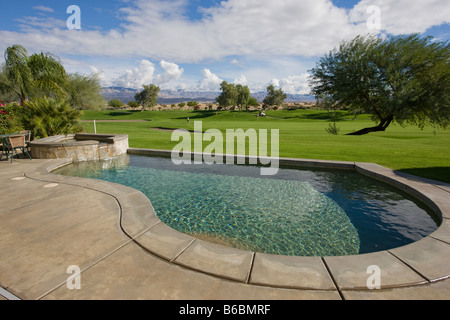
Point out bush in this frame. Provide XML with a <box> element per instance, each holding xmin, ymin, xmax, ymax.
<box><xmin>108</xmin><ymin>99</ymin><xmax>125</xmax><ymax>109</ymax></box>
<box><xmin>325</xmin><ymin>122</ymin><xmax>340</xmax><ymax>135</ymax></box>
<box><xmin>0</xmin><ymin>101</ymin><xmax>24</xmax><ymax>135</ymax></box>
<box><xmin>135</xmin><ymin>84</ymin><xmax>160</xmax><ymax>108</ymax></box>
<box><xmin>22</xmin><ymin>97</ymin><xmax>82</xmax><ymax>138</ymax></box>
<box><xmin>67</xmin><ymin>73</ymin><xmax>106</xmax><ymax>110</ymax></box>
<box><xmin>128</xmin><ymin>101</ymin><xmax>140</xmax><ymax>109</ymax></box>
<box><xmin>248</xmin><ymin>97</ymin><xmax>259</xmax><ymax>107</ymax></box>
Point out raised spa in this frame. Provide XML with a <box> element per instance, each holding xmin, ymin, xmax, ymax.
<box><xmin>55</xmin><ymin>154</ymin><xmax>440</xmax><ymax>257</ymax></box>
<box><xmin>30</xmin><ymin>133</ymin><xmax>128</xmax><ymax>162</ymax></box>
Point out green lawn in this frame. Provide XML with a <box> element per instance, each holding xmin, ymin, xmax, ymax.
<box><xmin>80</xmin><ymin>109</ymin><xmax>450</xmax><ymax>183</ymax></box>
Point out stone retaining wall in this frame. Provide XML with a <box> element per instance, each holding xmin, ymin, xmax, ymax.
<box><xmin>30</xmin><ymin>133</ymin><xmax>129</xmax><ymax>162</ymax></box>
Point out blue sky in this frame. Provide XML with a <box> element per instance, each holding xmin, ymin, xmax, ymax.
<box><xmin>0</xmin><ymin>0</ymin><xmax>449</xmax><ymax>93</ymax></box>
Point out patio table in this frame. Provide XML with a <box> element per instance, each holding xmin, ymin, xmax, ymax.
<box><xmin>0</xmin><ymin>133</ymin><xmax>30</xmax><ymax>162</ymax></box>
<box><xmin>0</xmin><ymin>134</ymin><xmax>11</xmax><ymax>160</ymax></box>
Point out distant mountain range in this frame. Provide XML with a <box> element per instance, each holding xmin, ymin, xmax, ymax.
<box><xmin>101</xmin><ymin>87</ymin><xmax>316</xmax><ymax>105</ymax></box>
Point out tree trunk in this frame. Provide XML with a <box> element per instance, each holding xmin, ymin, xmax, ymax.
<box><xmin>20</xmin><ymin>89</ymin><xmax>27</xmax><ymax>106</ymax></box>
<box><xmin>347</xmin><ymin>115</ymin><xmax>394</xmax><ymax>136</ymax></box>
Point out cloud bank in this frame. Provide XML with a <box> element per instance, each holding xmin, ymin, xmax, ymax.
<box><xmin>4</xmin><ymin>0</ymin><xmax>447</xmax><ymax>62</ymax></box>
<box><xmin>0</xmin><ymin>0</ymin><xmax>447</xmax><ymax>93</ymax></box>
<box><xmin>198</xmin><ymin>69</ymin><xmax>223</xmax><ymax>91</ymax></box>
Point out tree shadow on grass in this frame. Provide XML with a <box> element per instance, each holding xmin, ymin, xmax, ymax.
<box><xmin>395</xmin><ymin>167</ymin><xmax>450</xmax><ymax>185</ymax></box>
<box><xmin>272</xmin><ymin>111</ymin><xmax>353</xmax><ymax>121</ymax></box>
<box><xmin>302</xmin><ymin>111</ymin><xmax>353</xmax><ymax>122</ymax></box>
<box><xmin>106</xmin><ymin>111</ymin><xmax>136</xmax><ymax>117</ymax></box>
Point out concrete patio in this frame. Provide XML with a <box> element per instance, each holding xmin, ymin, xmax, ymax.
<box><xmin>0</xmin><ymin>157</ymin><xmax>449</xmax><ymax>300</ymax></box>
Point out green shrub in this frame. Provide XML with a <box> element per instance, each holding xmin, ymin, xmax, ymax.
<box><xmin>248</xmin><ymin>97</ymin><xmax>259</xmax><ymax>107</ymax></box>
<box><xmin>108</xmin><ymin>99</ymin><xmax>125</xmax><ymax>109</ymax></box>
<box><xmin>128</xmin><ymin>101</ymin><xmax>140</xmax><ymax>109</ymax></box>
<box><xmin>67</xmin><ymin>73</ymin><xmax>106</xmax><ymax>110</ymax></box>
<box><xmin>22</xmin><ymin>97</ymin><xmax>83</xmax><ymax>138</ymax></box>
<box><xmin>325</xmin><ymin>122</ymin><xmax>340</xmax><ymax>135</ymax></box>
<box><xmin>0</xmin><ymin>101</ymin><xmax>24</xmax><ymax>134</ymax></box>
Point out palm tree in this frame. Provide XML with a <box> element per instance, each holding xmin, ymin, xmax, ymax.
<box><xmin>0</xmin><ymin>45</ymin><xmax>32</xmax><ymax>105</ymax></box>
<box><xmin>22</xmin><ymin>97</ymin><xmax>82</xmax><ymax>138</ymax></box>
<box><xmin>0</xmin><ymin>45</ymin><xmax>69</xmax><ymax>105</ymax></box>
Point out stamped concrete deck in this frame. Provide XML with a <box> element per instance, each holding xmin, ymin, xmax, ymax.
<box><xmin>0</xmin><ymin>155</ymin><xmax>449</xmax><ymax>300</ymax></box>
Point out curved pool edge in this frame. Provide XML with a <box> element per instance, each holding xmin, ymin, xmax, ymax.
<box><xmin>24</xmin><ymin>151</ymin><xmax>450</xmax><ymax>293</ymax></box>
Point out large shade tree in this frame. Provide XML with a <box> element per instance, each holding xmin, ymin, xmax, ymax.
<box><xmin>216</xmin><ymin>81</ymin><xmax>255</xmax><ymax>110</ymax></box>
<box><xmin>216</xmin><ymin>81</ymin><xmax>239</xmax><ymax>109</ymax></box>
<box><xmin>135</xmin><ymin>84</ymin><xmax>160</xmax><ymax>108</ymax></box>
<box><xmin>263</xmin><ymin>84</ymin><xmax>287</xmax><ymax>109</ymax></box>
<box><xmin>309</xmin><ymin>34</ymin><xmax>450</xmax><ymax>135</ymax></box>
<box><xmin>67</xmin><ymin>73</ymin><xmax>106</xmax><ymax>110</ymax></box>
<box><xmin>236</xmin><ymin>84</ymin><xmax>251</xmax><ymax>111</ymax></box>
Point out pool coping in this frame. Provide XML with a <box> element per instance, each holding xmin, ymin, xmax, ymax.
<box><xmin>24</xmin><ymin>148</ymin><xmax>450</xmax><ymax>293</ymax></box>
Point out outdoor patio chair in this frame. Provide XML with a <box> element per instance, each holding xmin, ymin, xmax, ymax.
<box><xmin>19</xmin><ymin>130</ymin><xmax>32</xmax><ymax>151</ymax></box>
<box><xmin>5</xmin><ymin>135</ymin><xmax>32</xmax><ymax>162</ymax></box>
<box><xmin>0</xmin><ymin>139</ymin><xmax>4</xmax><ymax>160</ymax></box>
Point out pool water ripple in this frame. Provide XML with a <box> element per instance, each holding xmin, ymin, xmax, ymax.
<box><xmin>55</xmin><ymin>155</ymin><xmax>439</xmax><ymax>257</ymax></box>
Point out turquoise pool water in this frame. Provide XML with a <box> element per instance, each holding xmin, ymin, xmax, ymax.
<box><xmin>55</xmin><ymin>155</ymin><xmax>439</xmax><ymax>257</ymax></box>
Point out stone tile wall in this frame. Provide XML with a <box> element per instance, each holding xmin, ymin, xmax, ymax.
<box><xmin>30</xmin><ymin>134</ymin><xmax>129</xmax><ymax>162</ymax></box>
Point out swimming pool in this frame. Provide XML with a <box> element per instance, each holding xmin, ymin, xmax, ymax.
<box><xmin>55</xmin><ymin>154</ymin><xmax>440</xmax><ymax>257</ymax></box>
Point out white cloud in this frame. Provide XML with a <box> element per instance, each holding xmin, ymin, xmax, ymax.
<box><xmin>113</xmin><ymin>59</ymin><xmax>155</xmax><ymax>89</ymax></box>
<box><xmin>230</xmin><ymin>58</ymin><xmax>245</xmax><ymax>68</ymax></box>
<box><xmin>0</xmin><ymin>0</ymin><xmax>358</xmax><ymax>62</ymax></box>
<box><xmin>269</xmin><ymin>79</ymin><xmax>280</xmax><ymax>87</ymax></box>
<box><xmin>90</xmin><ymin>66</ymin><xmax>107</xmax><ymax>83</ymax></box>
<box><xmin>154</xmin><ymin>60</ymin><xmax>184</xmax><ymax>86</ymax></box>
<box><xmin>197</xmin><ymin>69</ymin><xmax>223</xmax><ymax>91</ymax></box>
<box><xmin>349</xmin><ymin>0</ymin><xmax>450</xmax><ymax>34</ymax></box>
<box><xmin>111</xmin><ymin>59</ymin><xmax>184</xmax><ymax>89</ymax></box>
<box><xmin>1</xmin><ymin>0</ymin><xmax>447</xmax><ymax>63</ymax></box>
<box><xmin>274</xmin><ymin>74</ymin><xmax>311</xmax><ymax>95</ymax></box>
<box><xmin>15</xmin><ymin>16</ymin><xmax>66</xmax><ymax>31</ymax></box>
<box><xmin>2</xmin><ymin>0</ymin><xmax>448</xmax><ymax>94</ymax></box>
<box><xmin>233</xmin><ymin>75</ymin><xmax>248</xmax><ymax>86</ymax></box>
<box><xmin>33</xmin><ymin>6</ymin><xmax>54</xmax><ymax>13</ymax></box>
<box><xmin>198</xmin><ymin>0</ymin><xmax>357</xmax><ymax>59</ymax></box>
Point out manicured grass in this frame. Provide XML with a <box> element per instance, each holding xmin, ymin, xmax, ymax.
<box><xmin>80</xmin><ymin>109</ymin><xmax>450</xmax><ymax>183</ymax></box>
